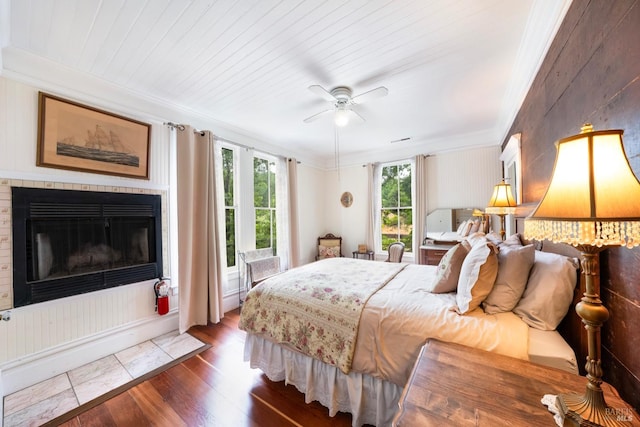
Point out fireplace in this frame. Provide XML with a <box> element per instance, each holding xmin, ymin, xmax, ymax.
<box><xmin>12</xmin><ymin>187</ymin><xmax>163</xmax><ymax>307</ymax></box>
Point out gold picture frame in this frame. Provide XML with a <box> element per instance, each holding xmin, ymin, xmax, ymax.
<box><xmin>37</xmin><ymin>92</ymin><xmax>151</xmax><ymax>179</ymax></box>
<box><xmin>340</xmin><ymin>191</ymin><xmax>353</xmax><ymax>207</ymax></box>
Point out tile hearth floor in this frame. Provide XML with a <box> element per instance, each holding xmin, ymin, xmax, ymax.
<box><xmin>3</xmin><ymin>331</ymin><xmax>205</xmax><ymax>427</ymax></box>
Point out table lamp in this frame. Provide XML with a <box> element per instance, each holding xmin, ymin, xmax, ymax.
<box><xmin>525</xmin><ymin>124</ymin><xmax>640</xmax><ymax>426</ymax></box>
<box><xmin>472</xmin><ymin>208</ymin><xmax>489</xmax><ymax>234</ymax></box>
<box><xmin>485</xmin><ymin>179</ymin><xmax>517</xmax><ymax>239</ymax></box>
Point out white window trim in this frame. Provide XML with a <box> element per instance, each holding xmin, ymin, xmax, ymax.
<box><xmin>253</xmin><ymin>152</ymin><xmax>278</xmax><ymax>250</ymax></box>
<box><xmin>377</xmin><ymin>159</ymin><xmax>415</xmax><ymax>256</ymax></box>
<box><xmin>221</xmin><ymin>144</ymin><xmax>239</xmax><ymax>272</ymax></box>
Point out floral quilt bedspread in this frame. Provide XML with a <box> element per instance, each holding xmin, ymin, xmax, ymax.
<box><xmin>238</xmin><ymin>257</ymin><xmax>407</xmax><ymax>374</ymax></box>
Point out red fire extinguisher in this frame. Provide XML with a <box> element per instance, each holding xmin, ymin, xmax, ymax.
<box><xmin>154</xmin><ymin>278</ymin><xmax>170</xmax><ymax>315</ymax></box>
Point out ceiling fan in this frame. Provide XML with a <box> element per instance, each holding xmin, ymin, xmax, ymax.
<box><xmin>303</xmin><ymin>84</ymin><xmax>389</xmax><ymax>127</ymax></box>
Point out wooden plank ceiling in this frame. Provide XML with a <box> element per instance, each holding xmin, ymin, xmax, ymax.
<box><xmin>3</xmin><ymin>0</ymin><xmax>571</xmax><ymax>166</ymax></box>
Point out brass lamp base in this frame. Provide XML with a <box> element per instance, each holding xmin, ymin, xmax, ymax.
<box><xmin>554</xmin><ymin>248</ymin><xmax>631</xmax><ymax>427</ymax></box>
<box><xmin>557</xmin><ymin>389</ymin><xmax>629</xmax><ymax>426</ymax></box>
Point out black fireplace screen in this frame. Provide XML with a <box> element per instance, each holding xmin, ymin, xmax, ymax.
<box><xmin>12</xmin><ymin>187</ymin><xmax>163</xmax><ymax>307</ymax></box>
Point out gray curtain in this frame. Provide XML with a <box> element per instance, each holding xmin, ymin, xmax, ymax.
<box><xmin>176</xmin><ymin>126</ymin><xmax>225</xmax><ymax>333</ymax></box>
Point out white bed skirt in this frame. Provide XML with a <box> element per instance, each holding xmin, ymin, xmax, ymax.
<box><xmin>244</xmin><ymin>334</ymin><xmax>402</xmax><ymax>427</ymax></box>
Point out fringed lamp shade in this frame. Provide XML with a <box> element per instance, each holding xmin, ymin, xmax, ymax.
<box><xmin>485</xmin><ymin>180</ymin><xmax>517</xmax><ymax>215</ymax></box>
<box><xmin>485</xmin><ymin>180</ymin><xmax>516</xmax><ymax>239</ymax></box>
<box><xmin>525</xmin><ymin>125</ymin><xmax>640</xmax><ymax>248</ymax></box>
<box><xmin>525</xmin><ymin>124</ymin><xmax>640</xmax><ymax>427</ymax></box>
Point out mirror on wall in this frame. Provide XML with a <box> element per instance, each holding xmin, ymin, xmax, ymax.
<box><xmin>425</xmin><ymin>208</ymin><xmax>475</xmax><ymax>233</ymax></box>
<box><xmin>500</xmin><ymin>133</ymin><xmax>522</xmax><ymax>237</ymax></box>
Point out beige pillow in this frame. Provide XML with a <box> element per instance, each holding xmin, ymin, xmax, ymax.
<box><xmin>502</xmin><ymin>233</ymin><xmax>524</xmax><ymax>247</ymax></box>
<box><xmin>456</xmin><ymin>241</ymin><xmax>499</xmax><ymax>314</ymax></box>
<box><xmin>483</xmin><ymin>244</ymin><xmax>535</xmax><ymax>314</ymax></box>
<box><xmin>513</xmin><ymin>251</ymin><xmax>578</xmax><ymax>330</ymax></box>
<box><xmin>430</xmin><ymin>243</ymin><xmax>470</xmax><ymax>293</ymax></box>
<box><xmin>485</xmin><ymin>232</ymin><xmax>503</xmax><ymax>246</ymax></box>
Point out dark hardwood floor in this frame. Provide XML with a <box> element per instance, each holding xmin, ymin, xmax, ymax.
<box><xmin>58</xmin><ymin>309</ymin><xmax>356</xmax><ymax>426</ymax></box>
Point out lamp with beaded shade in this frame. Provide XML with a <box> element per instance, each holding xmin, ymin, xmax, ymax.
<box><xmin>525</xmin><ymin>124</ymin><xmax>640</xmax><ymax>426</ymax></box>
<box><xmin>485</xmin><ymin>179</ymin><xmax>517</xmax><ymax>239</ymax></box>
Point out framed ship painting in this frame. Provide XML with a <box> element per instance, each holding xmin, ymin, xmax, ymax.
<box><xmin>37</xmin><ymin>92</ymin><xmax>151</xmax><ymax>179</ymax></box>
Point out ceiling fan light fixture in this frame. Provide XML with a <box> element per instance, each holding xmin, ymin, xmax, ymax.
<box><xmin>304</xmin><ymin>84</ymin><xmax>388</xmax><ymax>126</ymax></box>
<box><xmin>334</xmin><ymin>108</ymin><xmax>350</xmax><ymax>127</ymax></box>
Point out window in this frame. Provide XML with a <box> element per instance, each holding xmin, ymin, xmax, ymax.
<box><xmin>380</xmin><ymin>162</ymin><xmax>413</xmax><ymax>252</ymax></box>
<box><xmin>222</xmin><ymin>147</ymin><xmax>237</xmax><ymax>267</ymax></box>
<box><xmin>254</xmin><ymin>156</ymin><xmax>277</xmax><ymax>250</ymax></box>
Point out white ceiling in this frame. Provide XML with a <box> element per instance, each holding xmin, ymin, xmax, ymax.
<box><xmin>1</xmin><ymin>0</ymin><xmax>571</xmax><ymax>168</ymax></box>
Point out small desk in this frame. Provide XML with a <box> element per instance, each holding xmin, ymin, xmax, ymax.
<box><xmin>352</xmin><ymin>250</ymin><xmax>374</xmax><ymax>260</ymax></box>
<box><xmin>393</xmin><ymin>340</ymin><xmax>639</xmax><ymax>426</ymax></box>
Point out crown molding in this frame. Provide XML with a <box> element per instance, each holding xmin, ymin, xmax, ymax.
<box><xmin>496</xmin><ymin>0</ymin><xmax>572</xmax><ymax>145</ymax></box>
<box><xmin>1</xmin><ymin>47</ymin><xmax>324</xmax><ymax>168</ymax></box>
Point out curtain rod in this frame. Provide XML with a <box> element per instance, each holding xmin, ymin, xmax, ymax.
<box><xmin>164</xmin><ymin>122</ymin><xmax>297</xmax><ymax>162</ymax></box>
<box><xmin>361</xmin><ymin>154</ymin><xmax>432</xmax><ymax>167</ymax></box>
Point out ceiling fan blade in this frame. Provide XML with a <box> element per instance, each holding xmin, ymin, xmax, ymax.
<box><xmin>348</xmin><ymin>109</ymin><xmax>365</xmax><ymax>123</ymax></box>
<box><xmin>303</xmin><ymin>109</ymin><xmax>333</xmax><ymax>123</ymax></box>
<box><xmin>308</xmin><ymin>85</ymin><xmax>337</xmax><ymax>102</ymax></box>
<box><xmin>351</xmin><ymin>86</ymin><xmax>388</xmax><ymax>104</ymax></box>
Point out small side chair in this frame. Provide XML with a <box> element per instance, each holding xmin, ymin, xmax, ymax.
<box><xmin>386</xmin><ymin>242</ymin><xmax>405</xmax><ymax>263</ymax></box>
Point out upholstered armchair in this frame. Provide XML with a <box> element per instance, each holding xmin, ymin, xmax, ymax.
<box><xmin>316</xmin><ymin>233</ymin><xmax>342</xmax><ymax>260</ymax></box>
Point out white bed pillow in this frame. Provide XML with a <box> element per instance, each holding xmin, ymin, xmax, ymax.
<box><xmin>465</xmin><ymin>232</ymin><xmax>487</xmax><ymax>248</ymax></box>
<box><xmin>486</xmin><ymin>232</ymin><xmax>522</xmax><ymax>247</ymax></box>
<box><xmin>460</xmin><ymin>221</ymin><xmax>474</xmax><ymax>237</ymax></box>
<box><xmin>456</xmin><ymin>240</ymin><xmax>498</xmax><ymax>314</ymax></box>
<box><xmin>483</xmin><ymin>244</ymin><xmax>535</xmax><ymax>314</ymax></box>
<box><xmin>431</xmin><ymin>243</ymin><xmax>470</xmax><ymax>293</ymax></box>
<box><xmin>513</xmin><ymin>250</ymin><xmax>579</xmax><ymax>330</ymax></box>
<box><xmin>485</xmin><ymin>232</ymin><xmax>503</xmax><ymax>246</ymax></box>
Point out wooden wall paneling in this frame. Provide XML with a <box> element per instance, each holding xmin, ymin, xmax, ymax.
<box><xmin>602</xmin><ymin>285</ymin><xmax>640</xmax><ymax>410</ymax></box>
<box><xmin>606</xmin><ymin>247</ymin><xmax>640</xmax><ymax>303</ymax></box>
<box><xmin>530</xmin><ymin>0</ymin><xmax>589</xmax><ymax>89</ymax></box>
<box><xmin>602</xmin><ymin>286</ymin><xmax>640</xmax><ymax>378</ymax></box>
<box><xmin>542</xmin><ymin>1</ymin><xmax>632</xmax><ymax>116</ymax></box>
<box><xmin>503</xmin><ymin>0</ymin><xmax>640</xmax><ymax>412</ymax></box>
<box><xmin>602</xmin><ymin>347</ymin><xmax>640</xmax><ymax>416</ymax></box>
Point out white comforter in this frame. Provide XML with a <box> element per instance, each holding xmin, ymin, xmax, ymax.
<box><xmin>242</xmin><ymin>259</ymin><xmax>530</xmax><ymax>388</ymax></box>
<box><xmin>351</xmin><ymin>263</ymin><xmax>529</xmax><ymax>386</ymax></box>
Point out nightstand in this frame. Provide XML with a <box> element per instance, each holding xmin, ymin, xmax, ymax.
<box><xmin>419</xmin><ymin>243</ymin><xmax>454</xmax><ymax>265</ymax></box>
<box><xmin>352</xmin><ymin>250</ymin><xmax>374</xmax><ymax>260</ymax></box>
<box><xmin>393</xmin><ymin>340</ymin><xmax>639</xmax><ymax>426</ymax></box>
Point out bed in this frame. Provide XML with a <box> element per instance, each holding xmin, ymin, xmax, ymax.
<box><xmin>239</xmin><ymin>233</ymin><xmax>580</xmax><ymax>426</ymax></box>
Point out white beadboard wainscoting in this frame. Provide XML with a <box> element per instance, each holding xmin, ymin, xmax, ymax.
<box><xmin>0</xmin><ymin>178</ymin><xmax>175</xmax><ymax>396</ymax></box>
<box><xmin>0</xmin><ymin>76</ymin><xmax>179</xmax><ymax>399</ymax></box>
<box><xmin>0</xmin><ymin>281</ymin><xmax>179</xmax><ymax>396</ymax></box>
